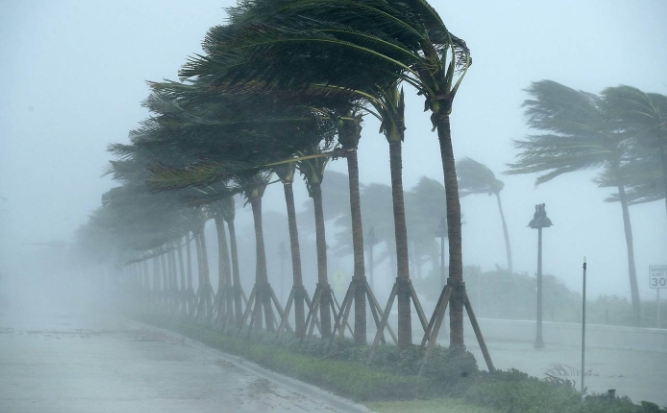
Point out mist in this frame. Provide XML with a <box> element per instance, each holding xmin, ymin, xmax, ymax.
<box><xmin>1</xmin><ymin>1</ymin><xmax>666</xmax><ymax>412</ymax></box>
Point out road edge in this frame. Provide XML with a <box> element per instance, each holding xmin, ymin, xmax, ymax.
<box><xmin>125</xmin><ymin>318</ymin><xmax>375</xmax><ymax>413</ymax></box>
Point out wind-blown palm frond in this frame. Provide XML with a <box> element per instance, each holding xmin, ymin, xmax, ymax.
<box><xmin>146</xmin><ymin>161</ymin><xmax>252</xmax><ymax>192</ymax></box>
<box><xmin>507</xmin><ymin>81</ymin><xmax>619</xmax><ymax>185</ymax></box>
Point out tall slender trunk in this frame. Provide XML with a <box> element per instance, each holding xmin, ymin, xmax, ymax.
<box><xmin>389</xmin><ymin>140</ymin><xmax>412</xmax><ymax>348</ymax></box>
<box><xmin>200</xmin><ymin>228</ymin><xmax>213</xmax><ymax>320</ymax></box>
<box><xmin>660</xmin><ymin>145</ymin><xmax>667</xmax><ymax>216</ymax></box>
<box><xmin>618</xmin><ymin>184</ymin><xmax>641</xmax><ymax>325</ymax></box>
<box><xmin>177</xmin><ymin>238</ymin><xmax>186</xmax><ymax>313</ymax></box>
<box><xmin>152</xmin><ymin>254</ymin><xmax>160</xmax><ymax>299</ymax></box>
<box><xmin>169</xmin><ymin>246</ymin><xmax>177</xmax><ymax>308</ymax></box>
<box><xmin>186</xmin><ymin>233</ymin><xmax>194</xmax><ymax>315</ymax></box>
<box><xmin>495</xmin><ymin>192</ymin><xmax>513</xmax><ymax>275</ymax></box>
<box><xmin>214</xmin><ymin>215</ymin><xmax>233</xmax><ymax>322</ymax></box>
<box><xmin>214</xmin><ymin>216</ymin><xmax>230</xmax><ymax>290</ymax></box>
<box><xmin>250</xmin><ymin>196</ymin><xmax>273</xmax><ymax>331</ymax></box>
<box><xmin>283</xmin><ymin>182</ymin><xmax>306</xmax><ymax>336</ymax></box>
<box><xmin>194</xmin><ymin>233</ymin><xmax>202</xmax><ymax>290</ymax></box>
<box><xmin>194</xmin><ymin>231</ymin><xmax>205</xmax><ymax>319</ymax></box>
<box><xmin>160</xmin><ymin>252</ymin><xmax>169</xmax><ymax>306</ymax></box>
<box><xmin>346</xmin><ymin>149</ymin><xmax>367</xmax><ymax>343</ymax></box>
<box><xmin>435</xmin><ymin>110</ymin><xmax>465</xmax><ymax>349</ymax></box>
<box><xmin>226</xmin><ymin>219</ymin><xmax>243</xmax><ymax>326</ymax></box>
<box><xmin>311</xmin><ymin>182</ymin><xmax>332</xmax><ymax>337</ymax></box>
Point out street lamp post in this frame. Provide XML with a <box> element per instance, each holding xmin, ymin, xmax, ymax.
<box><xmin>529</xmin><ymin>203</ymin><xmax>552</xmax><ymax>349</ymax></box>
<box><xmin>436</xmin><ymin>217</ymin><xmax>447</xmax><ymax>291</ymax></box>
<box><xmin>367</xmin><ymin>227</ymin><xmax>377</xmax><ymax>291</ymax></box>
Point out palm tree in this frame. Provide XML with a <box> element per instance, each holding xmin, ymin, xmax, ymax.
<box><xmin>212</xmin><ymin>201</ymin><xmax>233</xmax><ymax>328</ymax></box>
<box><xmin>457</xmin><ymin>157</ymin><xmax>513</xmax><ymax>274</ymax></box>
<box><xmin>601</xmin><ymin>86</ymin><xmax>667</xmax><ymax>214</ymax></box>
<box><xmin>507</xmin><ymin>80</ymin><xmax>641</xmax><ymax>325</ymax></box>
<box><xmin>273</xmin><ymin>161</ymin><xmax>308</xmax><ymax>337</ymax></box>
<box><xmin>237</xmin><ymin>172</ymin><xmax>285</xmax><ymax>332</ymax></box>
<box><xmin>296</xmin><ymin>144</ymin><xmax>338</xmax><ymax>338</ymax></box>
<box><xmin>406</xmin><ymin>177</ymin><xmax>447</xmax><ymax>278</ymax></box>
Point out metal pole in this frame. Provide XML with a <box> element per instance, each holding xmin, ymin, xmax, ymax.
<box><xmin>658</xmin><ymin>288</ymin><xmax>661</xmax><ymax>329</ymax></box>
<box><xmin>535</xmin><ymin>227</ymin><xmax>544</xmax><ymax>349</ymax></box>
<box><xmin>581</xmin><ymin>257</ymin><xmax>587</xmax><ymax>396</ymax></box>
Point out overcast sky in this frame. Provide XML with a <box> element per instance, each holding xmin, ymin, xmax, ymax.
<box><xmin>1</xmin><ymin>0</ymin><xmax>666</xmax><ymax>300</ymax></box>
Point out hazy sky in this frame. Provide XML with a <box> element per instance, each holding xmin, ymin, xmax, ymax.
<box><xmin>2</xmin><ymin>0</ymin><xmax>666</xmax><ymax>300</ymax></box>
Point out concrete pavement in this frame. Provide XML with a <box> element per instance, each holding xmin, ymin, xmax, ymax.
<box><xmin>0</xmin><ymin>304</ymin><xmax>366</xmax><ymax>413</ymax></box>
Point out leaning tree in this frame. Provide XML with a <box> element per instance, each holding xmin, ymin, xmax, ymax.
<box><xmin>457</xmin><ymin>157</ymin><xmax>513</xmax><ymax>275</ymax></box>
<box><xmin>507</xmin><ymin>80</ymin><xmax>642</xmax><ymax>325</ymax></box>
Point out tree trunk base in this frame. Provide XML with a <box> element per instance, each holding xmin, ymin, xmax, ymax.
<box><xmin>419</xmin><ymin>278</ymin><xmax>494</xmax><ymax>374</ymax></box>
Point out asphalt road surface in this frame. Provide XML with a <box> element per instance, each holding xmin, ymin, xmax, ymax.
<box><xmin>0</xmin><ymin>303</ymin><xmax>357</xmax><ymax>413</ymax></box>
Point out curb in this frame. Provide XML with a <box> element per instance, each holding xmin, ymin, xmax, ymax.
<box><xmin>125</xmin><ymin>318</ymin><xmax>375</xmax><ymax>413</ymax></box>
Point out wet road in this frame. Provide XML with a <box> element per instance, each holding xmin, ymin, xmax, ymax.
<box><xmin>0</xmin><ymin>305</ymin><xmax>351</xmax><ymax>413</ymax></box>
<box><xmin>441</xmin><ymin>316</ymin><xmax>667</xmax><ymax>405</ymax></box>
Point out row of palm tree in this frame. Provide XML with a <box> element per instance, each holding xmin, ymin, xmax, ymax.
<box><xmin>72</xmin><ymin>0</ymin><xmax>483</xmax><ymax>349</ymax></box>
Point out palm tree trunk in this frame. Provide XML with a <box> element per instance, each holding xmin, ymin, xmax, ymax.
<box><xmin>283</xmin><ymin>182</ymin><xmax>306</xmax><ymax>337</ymax></box>
<box><xmin>160</xmin><ymin>252</ymin><xmax>169</xmax><ymax>307</ymax></box>
<box><xmin>186</xmin><ymin>232</ymin><xmax>194</xmax><ymax>315</ymax></box>
<box><xmin>495</xmin><ymin>192</ymin><xmax>513</xmax><ymax>275</ymax></box>
<box><xmin>660</xmin><ymin>145</ymin><xmax>667</xmax><ymax>216</ymax></box>
<box><xmin>311</xmin><ymin>182</ymin><xmax>332</xmax><ymax>337</ymax></box>
<box><xmin>618</xmin><ymin>184</ymin><xmax>641</xmax><ymax>325</ymax></box>
<box><xmin>389</xmin><ymin>140</ymin><xmax>412</xmax><ymax>348</ymax></box>
<box><xmin>152</xmin><ymin>254</ymin><xmax>160</xmax><ymax>304</ymax></box>
<box><xmin>346</xmin><ymin>148</ymin><xmax>367</xmax><ymax>344</ymax></box>
<box><xmin>226</xmin><ymin>219</ymin><xmax>243</xmax><ymax>326</ymax></box>
<box><xmin>435</xmin><ymin>110</ymin><xmax>465</xmax><ymax>349</ymax></box>
<box><xmin>177</xmin><ymin>237</ymin><xmax>186</xmax><ymax>313</ymax></box>
<box><xmin>200</xmin><ymin>228</ymin><xmax>213</xmax><ymax>320</ymax></box>
<box><xmin>194</xmin><ymin>231</ymin><xmax>206</xmax><ymax>319</ymax></box>
<box><xmin>169</xmin><ymin>246</ymin><xmax>177</xmax><ymax>310</ymax></box>
<box><xmin>250</xmin><ymin>196</ymin><xmax>274</xmax><ymax>331</ymax></box>
<box><xmin>214</xmin><ymin>215</ymin><xmax>233</xmax><ymax>323</ymax></box>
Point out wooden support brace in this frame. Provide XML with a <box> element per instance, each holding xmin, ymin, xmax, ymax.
<box><xmin>275</xmin><ymin>288</ymin><xmax>295</xmax><ymax>341</ymax></box>
<box><xmin>418</xmin><ymin>286</ymin><xmax>452</xmax><ymax>376</ymax></box>
<box><xmin>463</xmin><ymin>290</ymin><xmax>495</xmax><ymax>372</ymax></box>
<box><xmin>410</xmin><ymin>284</ymin><xmax>429</xmax><ymax>332</ymax></box>
<box><xmin>366</xmin><ymin>283</ymin><xmax>397</xmax><ymax>345</ymax></box>
<box><xmin>367</xmin><ymin>283</ymin><xmax>398</xmax><ymax>365</ymax></box>
<box><xmin>333</xmin><ymin>281</ymin><xmax>356</xmax><ymax>341</ymax></box>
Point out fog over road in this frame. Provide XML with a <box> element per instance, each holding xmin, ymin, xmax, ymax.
<box><xmin>0</xmin><ymin>300</ymin><xmax>356</xmax><ymax>413</ymax></box>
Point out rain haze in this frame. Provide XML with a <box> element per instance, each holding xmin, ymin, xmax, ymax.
<box><xmin>1</xmin><ymin>1</ymin><xmax>666</xmax><ymax>412</ymax></box>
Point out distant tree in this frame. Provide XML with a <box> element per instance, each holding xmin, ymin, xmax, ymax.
<box><xmin>457</xmin><ymin>157</ymin><xmax>513</xmax><ymax>274</ymax></box>
<box><xmin>406</xmin><ymin>177</ymin><xmax>447</xmax><ymax>277</ymax></box>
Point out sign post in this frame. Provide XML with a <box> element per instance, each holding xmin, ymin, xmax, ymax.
<box><xmin>581</xmin><ymin>257</ymin><xmax>587</xmax><ymax>396</ymax></box>
<box><xmin>649</xmin><ymin>265</ymin><xmax>667</xmax><ymax>328</ymax></box>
